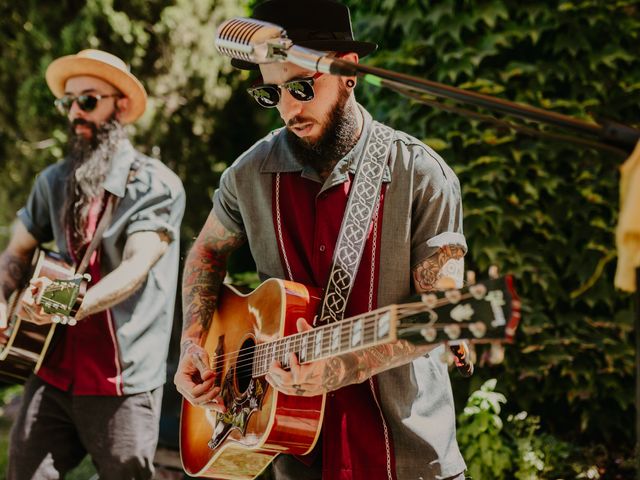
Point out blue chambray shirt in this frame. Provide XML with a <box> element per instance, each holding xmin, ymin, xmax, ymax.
<box><xmin>18</xmin><ymin>139</ymin><xmax>185</xmax><ymax>394</ymax></box>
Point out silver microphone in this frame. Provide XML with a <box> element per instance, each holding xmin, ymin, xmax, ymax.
<box><xmin>215</xmin><ymin>17</ymin><xmax>290</xmax><ymax>64</ymax></box>
<box><xmin>215</xmin><ymin>17</ymin><xmax>357</xmax><ymax>76</ymax></box>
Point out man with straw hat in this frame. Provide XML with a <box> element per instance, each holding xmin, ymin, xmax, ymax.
<box><xmin>175</xmin><ymin>1</ymin><xmax>467</xmax><ymax>479</ymax></box>
<box><xmin>0</xmin><ymin>49</ymin><xmax>185</xmax><ymax>479</ymax></box>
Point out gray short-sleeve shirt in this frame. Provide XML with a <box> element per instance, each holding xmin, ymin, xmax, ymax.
<box><xmin>213</xmin><ymin>105</ymin><xmax>467</xmax><ymax>479</ymax></box>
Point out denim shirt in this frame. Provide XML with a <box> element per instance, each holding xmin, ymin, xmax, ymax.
<box><xmin>18</xmin><ymin>140</ymin><xmax>185</xmax><ymax>394</ymax></box>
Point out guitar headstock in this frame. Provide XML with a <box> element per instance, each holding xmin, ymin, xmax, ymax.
<box><xmin>397</xmin><ymin>274</ymin><xmax>521</xmax><ymax>347</ymax></box>
<box><xmin>37</xmin><ymin>274</ymin><xmax>91</xmax><ymax>317</ymax></box>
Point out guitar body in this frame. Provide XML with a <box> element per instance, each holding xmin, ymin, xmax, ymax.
<box><xmin>180</xmin><ymin>278</ymin><xmax>325</xmax><ymax>479</ymax></box>
<box><xmin>0</xmin><ymin>249</ymin><xmax>79</xmax><ymax>384</ymax></box>
<box><xmin>179</xmin><ymin>274</ymin><xmax>521</xmax><ymax>479</ymax></box>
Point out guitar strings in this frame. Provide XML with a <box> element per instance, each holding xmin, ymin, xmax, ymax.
<box><xmin>207</xmin><ymin>297</ymin><xmax>497</xmax><ymax>383</ymax></box>
<box><xmin>201</xmin><ymin>292</ymin><xmax>489</xmax><ymax>379</ymax></box>
<box><xmin>204</xmin><ymin>301</ymin><xmax>428</xmax><ymax>368</ymax></box>
<box><xmin>205</xmin><ymin>289</ymin><xmax>481</xmax><ymax>372</ymax></box>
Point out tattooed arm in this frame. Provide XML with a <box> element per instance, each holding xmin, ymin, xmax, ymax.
<box><xmin>0</xmin><ymin>221</ymin><xmax>39</xmax><ymax>328</ymax></box>
<box><xmin>267</xmin><ymin>245</ymin><xmax>466</xmax><ymax>396</ymax></box>
<box><xmin>173</xmin><ymin>210</ymin><xmax>246</xmax><ymax>409</ymax></box>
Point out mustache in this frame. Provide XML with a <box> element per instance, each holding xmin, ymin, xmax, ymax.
<box><xmin>287</xmin><ymin>116</ymin><xmax>314</xmax><ymax>128</ymax></box>
<box><xmin>71</xmin><ymin>118</ymin><xmax>98</xmax><ymax>134</ymax></box>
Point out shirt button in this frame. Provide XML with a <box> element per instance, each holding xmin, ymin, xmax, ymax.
<box><xmin>319</xmin><ymin>244</ymin><xmax>326</xmax><ymax>252</ymax></box>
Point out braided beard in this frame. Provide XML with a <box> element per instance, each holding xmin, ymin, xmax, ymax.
<box><xmin>63</xmin><ymin>118</ymin><xmax>126</xmax><ymax>250</ymax></box>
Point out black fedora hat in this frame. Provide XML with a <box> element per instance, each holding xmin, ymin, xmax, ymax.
<box><xmin>231</xmin><ymin>0</ymin><xmax>377</xmax><ymax>70</ymax></box>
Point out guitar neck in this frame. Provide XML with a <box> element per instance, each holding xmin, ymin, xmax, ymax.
<box><xmin>252</xmin><ymin>306</ymin><xmax>400</xmax><ymax>377</ymax></box>
<box><xmin>250</xmin><ymin>276</ymin><xmax>519</xmax><ymax>378</ymax></box>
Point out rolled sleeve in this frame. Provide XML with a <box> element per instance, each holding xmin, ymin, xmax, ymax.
<box><xmin>212</xmin><ymin>166</ymin><xmax>245</xmax><ymax>234</ymax></box>
<box><xmin>125</xmin><ymin>170</ymin><xmax>185</xmax><ymax>244</ymax></box>
<box><xmin>410</xmin><ymin>147</ymin><xmax>466</xmax><ymax>268</ymax></box>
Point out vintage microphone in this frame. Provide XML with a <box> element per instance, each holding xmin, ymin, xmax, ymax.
<box><xmin>215</xmin><ymin>17</ymin><xmax>640</xmax><ymax>153</ymax></box>
<box><xmin>215</xmin><ymin>17</ymin><xmax>355</xmax><ymax>76</ymax></box>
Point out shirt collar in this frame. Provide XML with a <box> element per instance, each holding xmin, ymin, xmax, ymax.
<box><xmin>102</xmin><ymin>139</ymin><xmax>136</xmax><ymax>197</ymax></box>
<box><xmin>259</xmin><ymin>104</ymin><xmax>392</xmax><ymax>189</ymax></box>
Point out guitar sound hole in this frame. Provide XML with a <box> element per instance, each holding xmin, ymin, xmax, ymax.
<box><xmin>236</xmin><ymin>338</ymin><xmax>255</xmax><ymax>394</ymax></box>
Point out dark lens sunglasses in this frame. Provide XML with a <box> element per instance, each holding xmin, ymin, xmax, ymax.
<box><xmin>247</xmin><ymin>72</ymin><xmax>323</xmax><ymax>108</ymax></box>
<box><xmin>54</xmin><ymin>93</ymin><xmax>121</xmax><ymax>115</ymax></box>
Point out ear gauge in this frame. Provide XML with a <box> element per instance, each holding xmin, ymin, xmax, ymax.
<box><xmin>346</xmin><ymin>78</ymin><xmax>355</xmax><ymax>88</ymax></box>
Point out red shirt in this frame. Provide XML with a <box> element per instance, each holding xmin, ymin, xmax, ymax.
<box><xmin>38</xmin><ymin>196</ymin><xmax>123</xmax><ymax>395</ymax></box>
<box><xmin>274</xmin><ymin>172</ymin><xmax>397</xmax><ymax>480</ymax></box>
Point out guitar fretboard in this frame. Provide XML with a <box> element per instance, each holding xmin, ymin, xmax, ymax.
<box><xmin>251</xmin><ymin>306</ymin><xmax>399</xmax><ymax>377</ymax></box>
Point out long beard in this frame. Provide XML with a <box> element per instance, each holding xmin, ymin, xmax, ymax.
<box><xmin>63</xmin><ymin>118</ymin><xmax>126</xmax><ymax>250</ymax></box>
<box><xmin>285</xmin><ymin>84</ymin><xmax>359</xmax><ymax>178</ymax></box>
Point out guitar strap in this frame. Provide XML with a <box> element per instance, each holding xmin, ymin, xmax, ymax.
<box><xmin>317</xmin><ymin>121</ymin><xmax>394</xmax><ymax>325</ymax></box>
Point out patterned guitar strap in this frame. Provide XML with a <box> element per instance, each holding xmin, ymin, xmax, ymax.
<box><xmin>316</xmin><ymin>121</ymin><xmax>395</xmax><ymax>326</ymax></box>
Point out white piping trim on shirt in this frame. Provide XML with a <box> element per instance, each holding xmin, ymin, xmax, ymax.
<box><xmin>106</xmin><ymin>309</ymin><xmax>123</xmax><ymax>396</ymax></box>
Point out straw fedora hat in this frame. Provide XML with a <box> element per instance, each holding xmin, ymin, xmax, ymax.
<box><xmin>45</xmin><ymin>49</ymin><xmax>147</xmax><ymax>124</ymax></box>
<box><xmin>231</xmin><ymin>0</ymin><xmax>377</xmax><ymax>70</ymax></box>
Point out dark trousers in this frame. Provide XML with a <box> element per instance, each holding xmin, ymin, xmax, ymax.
<box><xmin>8</xmin><ymin>375</ymin><xmax>163</xmax><ymax>480</ymax></box>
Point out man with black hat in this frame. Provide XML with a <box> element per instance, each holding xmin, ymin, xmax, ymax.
<box><xmin>0</xmin><ymin>49</ymin><xmax>185</xmax><ymax>479</ymax></box>
<box><xmin>175</xmin><ymin>1</ymin><xmax>467</xmax><ymax>479</ymax></box>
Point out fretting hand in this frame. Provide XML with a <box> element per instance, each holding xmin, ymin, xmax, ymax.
<box><xmin>265</xmin><ymin>318</ymin><xmax>327</xmax><ymax>397</ymax></box>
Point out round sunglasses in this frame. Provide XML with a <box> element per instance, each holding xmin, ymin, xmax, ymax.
<box><xmin>54</xmin><ymin>93</ymin><xmax>121</xmax><ymax>115</ymax></box>
<box><xmin>247</xmin><ymin>73</ymin><xmax>323</xmax><ymax>108</ymax></box>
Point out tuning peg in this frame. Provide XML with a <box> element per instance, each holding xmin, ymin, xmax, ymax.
<box><xmin>489</xmin><ymin>342</ymin><xmax>505</xmax><ymax>364</ymax></box>
<box><xmin>466</xmin><ymin>270</ymin><xmax>476</xmax><ymax>285</ymax></box>
<box><xmin>468</xmin><ymin>321</ymin><xmax>487</xmax><ymax>339</ymax></box>
<box><xmin>444</xmin><ymin>324</ymin><xmax>461</xmax><ymax>340</ymax></box>
<box><xmin>420</xmin><ymin>293</ymin><xmax>438</xmax><ymax>308</ymax></box>
<box><xmin>488</xmin><ymin>265</ymin><xmax>499</xmax><ymax>279</ymax></box>
<box><xmin>469</xmin><ymin>283</ymin><xmax>487</xmax><ymax>300</ymax></box>
<box><xmin>444</xmin><ymin>289</ymin><xmax>462</xmax><ymax>304</ymax></box>
<box><xmin>420</xmin><ymin>326</ymin><xmax>437</xmax><ymax>342</ymax></box>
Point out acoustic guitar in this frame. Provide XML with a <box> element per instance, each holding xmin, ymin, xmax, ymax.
<box><xmin>0</xmin><ymin>248</ymin><xmax>89</xmax><ymax>384</ymax></box>
<box><xmin>179</xmin><ymin>275</ymin><xmax>520</xmax><ymax>479</ymax></box>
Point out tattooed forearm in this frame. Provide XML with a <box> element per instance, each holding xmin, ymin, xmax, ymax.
<box><xmin>0</xmin><ymin>251</ymin><xmax>31</xmax><ymax>300</ymax></box>
<box><xmin>322</xmin><ymin>340</ymin><xmax>427</xmax><ymax>392</ymax></box>
<box><xmin>181</xmin><ymin>212</ymin><xmax>245</xmax><ymax>346</ymax></box>
<box><xmin>413</xmin><ymin>245</ymin><xmax>465</xmax><ymax>292</ymax></box>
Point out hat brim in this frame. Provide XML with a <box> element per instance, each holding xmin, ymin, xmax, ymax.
<box><xmin>231</xmin><ymin>40</ymin><xmax>377</xmax><ymax>70</ymax></box>
<box><xmin>45</xmin><ymin>56</ymin><xmax>147</xmax><ymax>124</ymax></box>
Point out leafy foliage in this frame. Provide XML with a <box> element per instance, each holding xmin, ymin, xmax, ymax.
<box><xmin>0</xmin><ymin>0</ymin><xmax>637</xmax><ymax>475</ymax></box>
<box><xmin>457</xmin><ymin>379</ymin><xmax>512</xmax><ymax>479</ymax></box>
<box><xmin>345</xmin><ymin>0</ymin><xmax>638</xmax><ymax>473</ymax></box>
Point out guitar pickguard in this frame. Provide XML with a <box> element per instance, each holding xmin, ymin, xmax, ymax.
<box><xmin>208</xmin><ymin>373</ymin><xmax>267</xmax><ymax>450</ymax></box>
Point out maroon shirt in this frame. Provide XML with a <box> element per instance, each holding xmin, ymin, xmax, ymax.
<box><xmin>274</xmin><ymin>172</ymin><xmax>397</xmax><ymax>480</ymax></box>
<box><xmin>38</xmin><ymin>196</ymin><xmax>123</xmax><ymax>395</ymax></box>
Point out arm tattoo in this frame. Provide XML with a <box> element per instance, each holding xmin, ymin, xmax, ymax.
<box><xmin>181</xmin><ymin>214</ymin><xmax>245</xmax><ymax>344</ymax></box>
<box><xmin>0</xmin><ymin>251</ymin><xmax>31</xmax><ymax>300</ymax></box>
<box><xmin>322</xmin><ymin>341</ymin><xmax>423</xmax><ymax>392</ymax></box>
<box><xmin>413</xmin><ymin>245</ymin><xmax>465</xmax><ymax>292</ymax></box>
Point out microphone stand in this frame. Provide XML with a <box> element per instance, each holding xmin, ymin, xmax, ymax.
<box><xmin>309</xmin><ymin>54</ymin><xmax>640</xmax><ymax>476</ymax></box>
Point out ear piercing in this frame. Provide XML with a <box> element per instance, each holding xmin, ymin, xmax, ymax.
<box><xmin>346</xmin><ymin>79</ymin><xmax>355</xmax><ymax>88</ymax></box>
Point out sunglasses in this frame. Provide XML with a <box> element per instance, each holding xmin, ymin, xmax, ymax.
<box><xmin>247</xmin><ymin>72</ymin><xmax>323</xmax><ymax>108</ymax></box>
<box><xmin>54</xmin><ymin>93</ymin><xmax>121</xmax><ymax>115</ymax></box>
